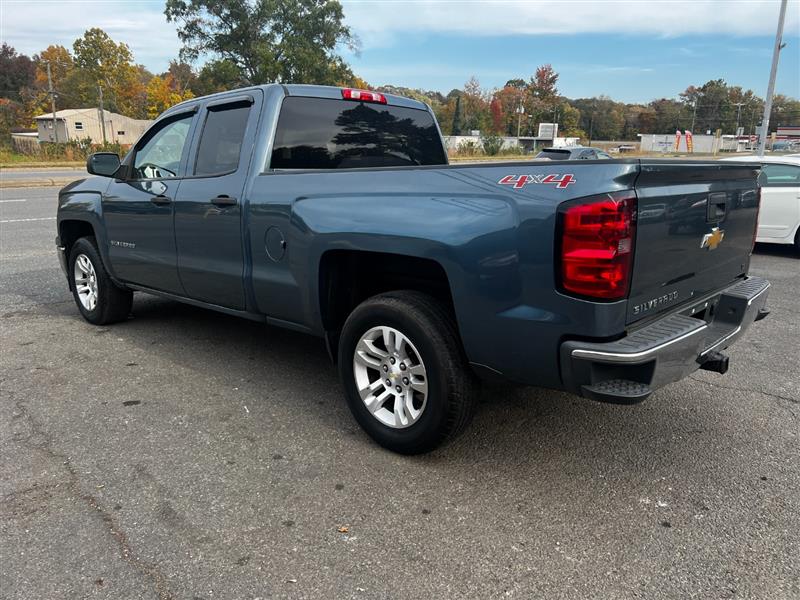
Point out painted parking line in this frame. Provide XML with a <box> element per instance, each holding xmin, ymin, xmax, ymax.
<box><xmin>0</xmin><ymin>217</ymin><xmax>56</xmax><ymax>223</ymax></box>
<box><xmin>0</xmin><ymin>199</ymin><xmax>27</xmax><ymax>203</ymax></box>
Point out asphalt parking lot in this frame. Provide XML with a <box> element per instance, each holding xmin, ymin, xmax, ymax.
<box><xmin>1</xmin><ymin>186</ymin><xmax>798</xmax><ymax>600</ymax></box>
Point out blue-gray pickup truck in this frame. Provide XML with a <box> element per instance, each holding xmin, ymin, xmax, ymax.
<box><xmin>56</xmin><ymin>84</ymin><xmax>770</xmax><ymax>453</ymax></box>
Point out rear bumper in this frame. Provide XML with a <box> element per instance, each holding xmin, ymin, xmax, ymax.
<box><xmin>559</xmin><ymin>276</ymin><xmax>770</xmax><ymax>403</ymax></box>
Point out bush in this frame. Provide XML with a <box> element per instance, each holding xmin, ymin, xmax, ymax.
<box><xmin>456</xmin><ymin>140</ymin><xmax>478</xmax><ymax>156</ymax></box>
<box><xmin>481</xmin><ymin>134</ymin><xmax>503</xmax><ymax>156</ymax></box>
<box><xmin>38</xmin><ymin>138</ymin><xmax>126</xmax><ymax>161</ymax></box>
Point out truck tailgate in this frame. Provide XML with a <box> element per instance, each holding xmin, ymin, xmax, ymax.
<box><xmin>628</xmin><ymin>161</ymin><xmax>760</xmax><ymax>324</ymax></box>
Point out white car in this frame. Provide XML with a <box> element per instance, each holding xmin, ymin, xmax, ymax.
<box><xmin>722</xmin><ymin>155</ymin><xmax>800</xmax><ymax>249</ymax></box>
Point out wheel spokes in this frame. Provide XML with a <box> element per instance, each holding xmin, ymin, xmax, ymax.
<box><xmin>352</xmin><ymin>325</ymin><xmax>429</xmax><ymax>430</ymax></box>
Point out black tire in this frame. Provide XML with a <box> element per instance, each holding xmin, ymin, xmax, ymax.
<box><xmin>68</xmin><ymin>237</ymin><xmax>133</xmax><ymax>325</ymax></box>
<box><xmin>338</xmin><ymin>290</ymin><xmax>478</xmax><ymax>454</ymax></box>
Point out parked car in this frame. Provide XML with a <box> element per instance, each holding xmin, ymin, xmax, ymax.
<box><xmin>536</xmin><ymin>146</ymin><xmax>612</xmax><ymax>160</ymax></box>
<box><xmin>721</xmin><ymin>155</ymin><xmax>800</xmax><ymax>249</ymax></box>
<box><xmin>56</xmin><ymin>85</ymin><xmax>769</xmax><ymax>453</ymax></box>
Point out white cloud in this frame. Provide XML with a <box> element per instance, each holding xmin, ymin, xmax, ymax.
<box><xmin>0</xmin><ymin>1</ymin><xmax>181</xmax><ymax>71</ymax></box>
<box><xmin>342</xmin><ymin>0</ymin><xmax>800</xmax><ymax>47</ymax></box>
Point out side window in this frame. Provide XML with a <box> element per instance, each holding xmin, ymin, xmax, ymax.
<box><xmin>761</xmin><ymin>163</ymin><xmax>800</xmax><ymax>186</ymax></box>
<box><xmin>194</xmin><ymin>102</ymin><xmax>251</xmax><ymax>176</ymax></box>
<box><xmin>132</xmin><ymin>113</ymin><xmax>194</xmax><ymax>180</ymax></box>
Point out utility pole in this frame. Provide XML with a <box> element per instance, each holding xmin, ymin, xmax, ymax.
<box><xmin>97</xmin><ymin>84</ymin><xmax>107</xmax><ymax>144</ymax></box>
<box><xmin>733</xmin><ymin>102</ymin><xmax>745</xmax><ymax>135</ymax></box>
<box><xmin>46</xmin><ymin>62</ymin><xmax>58</xmax><ymax>143</ymax></box>
<box><xmin>516</xmin><ymin>104</ymin><xmax>524</xmax><ymax>138</ymax></box>
<box><xmin>690</xmin><ymin>101</ymin><xmax>697</xmax><ymax>133</ymax></box>
<box><xmin>758</xmin><ymin>0</ymin><xmax>788</xmax><ymax>156</ymax></box>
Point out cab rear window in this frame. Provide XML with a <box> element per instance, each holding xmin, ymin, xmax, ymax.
<box><xmin>269</xmin><ymin>96</ymin><xmax>446</xmax><ymax>170</ymax></box>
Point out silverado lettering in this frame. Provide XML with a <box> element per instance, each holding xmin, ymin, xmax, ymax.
<box><xmin>632</xmin><ymin>291</ymin><xmax>680</xmax><ymax>315</ymax></box>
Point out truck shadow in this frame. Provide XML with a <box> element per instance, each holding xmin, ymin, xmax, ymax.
<box><xmin>753</xmin><ymin>242</ymin><xmax>798</xmax><ymax>258</ymax></box>
<box><xmin>113</xmin><ymin>293</ymin><xmax>733</xmax><ymax>478</ymax></box>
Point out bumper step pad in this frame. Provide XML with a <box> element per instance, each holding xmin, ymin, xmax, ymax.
<box><xmin>582</xmin><ymin>379</ymin><xmax>652</xmax><ymax>404</ymax></box>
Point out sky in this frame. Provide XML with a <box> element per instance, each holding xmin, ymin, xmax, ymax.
<box><xmin>1</xmin><ymin>0</ymin><xmax>799</xmax><ymax>104</ymax></box>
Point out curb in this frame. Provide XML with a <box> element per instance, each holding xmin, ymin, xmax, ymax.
<box><xmin>0</xmin><ymin>177</ymin><xmax>83</xmax><ymax>189</ymax></box>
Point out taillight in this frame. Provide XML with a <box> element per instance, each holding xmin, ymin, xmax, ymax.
<box><xmin>557</xmin><ymin>191</ymin><xmax>637</xmax><ymax>300</ymax></box>
<box><xmin>341</xmin><ymin>88</ymin><xmax>387</xmax><ymax>104</ymax></box>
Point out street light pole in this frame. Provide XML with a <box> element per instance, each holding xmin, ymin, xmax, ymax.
<box><xmin>758</xmin><ymin>0</ymin><xmax>788</xmax><ymax>156</ymax></box>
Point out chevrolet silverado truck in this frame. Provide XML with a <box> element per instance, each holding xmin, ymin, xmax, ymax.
<box><xmin>56</xmin><ymin>85</ymin><xmax>770</xmax><ymax>454</ymax></box>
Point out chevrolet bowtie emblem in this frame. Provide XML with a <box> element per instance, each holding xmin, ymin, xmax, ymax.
<box><xmin>701</xmin><ymin>227</ymin><xmax>725</xmax><ymax>250</ymax></box>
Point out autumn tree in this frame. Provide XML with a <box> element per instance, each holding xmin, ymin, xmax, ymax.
<box><xmin>165</xmin><ymin>60</ymin><xmax>198</xmax><ymax>94</ymax></box>
<box><xmin>146</xmin><ymin>74</ymin><xmax>195</xmax><ymax>118</ymax></box>
<box><xmin>72</xmin><ymin>28</ymin><xmax>147</xmax><ymax>117</ymax></box>
<box><xmin>164</xmin><ymin>0</ymin><xmax>358</xmax><ymax>85</ymax></box>
<box><xmin>529</xmin><ymin>64</ymin><xmax>559</xmax><ymax>104</ymax></box>
<box><xmin>27</xmin><ymin>45</ymin><xmax>76</xmax><ymax>114</ymax></box>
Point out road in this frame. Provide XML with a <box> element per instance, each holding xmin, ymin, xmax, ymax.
<box><xmin>1</xmin><ymin>187</ymin><xmax>798</xmax><ymax>599</ymax></box>
<box><xmin>0</xmin><ymin>166</ymin><xmax>88</xmax><ymax>182</ymax></box>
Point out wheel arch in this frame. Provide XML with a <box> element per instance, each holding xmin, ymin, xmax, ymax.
<box><xmin>318</xmin><ymin>249</ymin><xmax>458</xmax><ymax>360</ymax></box>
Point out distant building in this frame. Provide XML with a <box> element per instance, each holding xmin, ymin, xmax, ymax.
<box><xmin>33</xmin><ymin>108</ymin><xmax>152</xmax><ymax>145</ymax></box>
<box><xmin>776</xmin><ymin>126</ymin><xmax>800</xmax><ymax>139</ymax></box>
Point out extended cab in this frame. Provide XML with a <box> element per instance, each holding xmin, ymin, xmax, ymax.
<box><xmin>56</xmin><ymin>85</ymin><xmax>770</xmax><ymax>453</ymax></box>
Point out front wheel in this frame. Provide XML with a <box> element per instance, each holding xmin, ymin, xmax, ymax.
<box><xmin>338</xmin><ymin>291</ymin><xmax>478</xmax><ymax>454</ymax></box>
<box><xmin>68</xmin><ymin>237</ymin><xmax>133</xmax><ymax>325</ymax></box>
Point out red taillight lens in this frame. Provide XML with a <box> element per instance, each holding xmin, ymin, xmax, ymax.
<box><xmin>558</xmin><ymin>191</ymin><xmax>637</xmax><ymax>300</ymax></box>
<box><xmin>341</xmin><ymin>88</ymin><xmax>387</xmax><ymax>104</ymax></box>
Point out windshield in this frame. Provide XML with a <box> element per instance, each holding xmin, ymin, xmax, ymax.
<box><xmin>270</xmin><ymin>96</ymin><xmax>447</xmax><ymax>169</ymax></box>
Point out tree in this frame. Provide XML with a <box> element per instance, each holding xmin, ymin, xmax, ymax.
<box><xmin>0</xmin><ymin>44</ymin><xmax>35</xmax><ymax>101</ymax></box>
<box><xmin>451</xmin><ymin>95</ymin><xmax>463</xmax><ymax>135</ymax></box>
<box><xmin>28</xmin><ymin>45</ymin><xmax>75</xmax><ymax>114</ymax></box>
<box><xmin>146</xmin><ymin>74</ymin><xmax>195</xmax><ymax>118</ymax></box>
<box><xmin>558</xmin><ymin>102</ymin><xmax>583</xmax><ymax>138</ymax></box>
<box><xmin>195</xmin><ymin>59</ymin><xmax>246</xmax><ymax>95</ymax></box>
<box><xmin>461</xmin><ymin>76</ymin><xmax>489</xmax><ymax>133</ymax></box>
<box><xmin>490</xmin><ymin>98</ymin><xmax>503</xmax><ymax>133</ymax></box>
<box><xmin>529</xmin><ymin>64</ymin><xmax>559</xmax><ymax>104</ymax></box>
<box><xmin>165</xmin><ymin>60</ymin><xmax>198</xmax><ymax>94</ymax></box>
<box><xmin>164</xmin><ymin>0</ymin><xmax>358</xmax><ymax>85</ymax></box>
<box><xmin>505</xmin><ymin>78</ymin><xmax>526</xmax><ymax>89</ymax></box>
<box><xmin>72</xmin><ymin>28</ymin><xmax>147</xmax><ymax>117</ymax></box>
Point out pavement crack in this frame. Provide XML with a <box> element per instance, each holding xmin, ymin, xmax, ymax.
<box><xmin>9</xmin><ymin>398</ymin><xmax>175</xmax><ymax>600</ymax></box>
<box><xmin>688</xmin><ymin>375</ymin><xmax>799</xmax><ymax>417</ymax></box>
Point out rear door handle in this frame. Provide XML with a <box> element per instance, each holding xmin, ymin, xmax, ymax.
<box><xmin>151</xmin><ymin>194</ymin><xmax>172</xmax><ymax>205</ymax></box>
<box><xmin>210</xmin><ymin>195</ymin><xmax>237</xmax><ymax>207</ymax></box>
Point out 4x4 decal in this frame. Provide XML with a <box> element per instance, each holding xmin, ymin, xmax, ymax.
<box><xmin>498</xmin><ymin>173</ymin><xmax>576</xmax><ymax>189</ymax></box>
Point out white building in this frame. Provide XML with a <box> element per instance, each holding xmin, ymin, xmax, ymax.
<box><xmin>34</xmin><ymin>108</ymin><xmax>152</xmax><ymax>145</ymax></box>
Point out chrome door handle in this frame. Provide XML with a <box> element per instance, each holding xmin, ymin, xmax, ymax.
<box><xmin>150</xmin><ymin>194</ymin><xmax>172</xmax><ymax>205</ymax></box>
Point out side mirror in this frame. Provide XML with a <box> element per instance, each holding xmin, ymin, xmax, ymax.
<box><xmin>87</xmin><ymin>152</ymin><xmax>121</xmax><ymax>178</ymax></box>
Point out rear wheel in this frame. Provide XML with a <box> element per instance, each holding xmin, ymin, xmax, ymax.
<box><xmin>338</xmin><ymin>291</ymin><xmax>478</xmax><ymax>454</ymax></box>
<box><xmin>68</xmin><ymin>237</ymin><xmax>132</xmax><ymax>325</ymax></box>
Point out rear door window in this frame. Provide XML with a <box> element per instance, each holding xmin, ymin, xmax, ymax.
<box><xmin>194</xmin><ymin>101</ymin><xmax>251</xmax><ymax>176</ymax></box>
<box><xmin>270</xmin><ymin>96</ymin><xmax>447</xmax><ymax>169</ymax></box>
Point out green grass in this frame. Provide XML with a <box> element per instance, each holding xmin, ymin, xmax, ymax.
<box><xmin>0</xmin><ymin>151</ymin><xmax>84</xmax><ymax>169</ymax></box>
